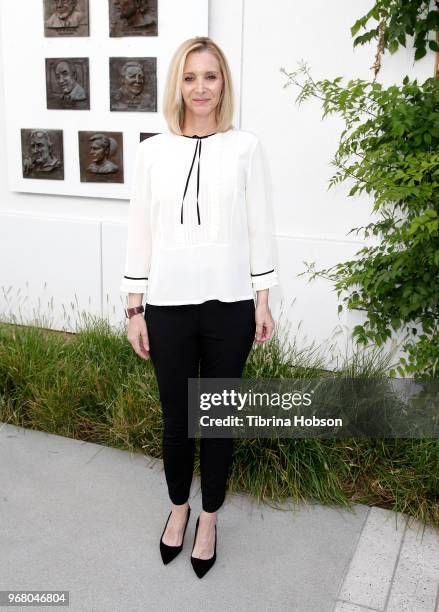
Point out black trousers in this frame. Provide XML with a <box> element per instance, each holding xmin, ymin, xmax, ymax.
<box><xmin>144</xmin><ymin>298</ymin><xmax>256</xmax><ymax>513</ymax></box>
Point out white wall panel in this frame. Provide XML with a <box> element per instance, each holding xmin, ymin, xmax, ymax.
<box><xmin>102</xmin><ymin>221</ymin><xmax>129</xmax><ymax>326</ymax></box>
<box><xmin>0</xmin><ymin>212</ymin><xmax>101</xmax><ymax>332</ymax></box>
<box><xmin>240</xmin><ymin>0</ymin><xmax>432</xmax><ymax>241</ymax></box>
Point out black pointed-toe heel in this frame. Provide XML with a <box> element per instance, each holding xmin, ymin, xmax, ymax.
<box><xmin>190</xmin><ymin>516</ymin><xmax>217</xmax><ymax>579</ymax></box>
<box><xmin>159</xmin><ymin>505</ymin><xmax>191</xmax><ymax>565</ymax></box>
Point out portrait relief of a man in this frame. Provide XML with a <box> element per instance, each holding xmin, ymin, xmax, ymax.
<box><xmin>87</xmin><ymin>134</ymin><xmax>119</xmax><ymax>174</ymax></box>
<box><xmin>55</xmin><ymin>61</ymin><xmax>86</xmax><ymax>101</ymax></box>
<box><xmin>46</xmin><ymin>58</ymin><xmax>90</xmax><ymax>110</ymax></box>
<box><xmin>109</xmin><ymin>0</ymin><xmax>157</xmax><ymax>37</ymax></box>
<box><xmin>21</xmin><ymin>129</ymin><xmax>64</xmax><ymax>180</ymax></box>
<box><xmin>78</xmin><ymin>131</ymin><xmax>124</xmax><ymax>183</ymax></box>
<box><xmin>110</xmin><ymin>58</ymin><xmax>157</xmax><ymax>112</ymax></box>
<box><xmin>44</xmin><ymin>0</ymin><xmax>89</xmax><ymax>37</ymax></box>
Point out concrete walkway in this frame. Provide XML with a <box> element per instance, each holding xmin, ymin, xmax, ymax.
<box><xmin>0</xmin><ymin>421</ymin><xmax>438</xmax><ymax>612</ymax></box>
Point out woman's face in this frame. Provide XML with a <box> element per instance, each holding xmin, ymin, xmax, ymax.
<box><xmin>181</xmin><ymin>50</ymin><xmax>224</xmax><ymax>121</ymax></box>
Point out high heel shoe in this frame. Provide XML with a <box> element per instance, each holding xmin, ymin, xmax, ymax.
<box><xmin>159</xmin><ymin>505</ymin><xmax>191</xmax><ymax>565</ymax></box>
<box><xmin>190</xmin><ymin>516</ymin><xmax>217</xmax><ymax>579</ymax></box>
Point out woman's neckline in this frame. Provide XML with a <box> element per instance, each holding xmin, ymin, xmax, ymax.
<box><xmin>180</xmin><ymin>131</ymin><xmax>218</xmax><ymax>139</ymax></box>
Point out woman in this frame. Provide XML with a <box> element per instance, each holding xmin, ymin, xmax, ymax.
<box><xmin>120</xmin><ymin>36</ymin><xmax>278</xmax><ymax>579</ymax></box>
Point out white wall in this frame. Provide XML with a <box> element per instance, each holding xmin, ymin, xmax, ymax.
<box><xmin>0</xmin><ymin>0</ymin><xmax>435</xmax><ymax>367</ymax></box>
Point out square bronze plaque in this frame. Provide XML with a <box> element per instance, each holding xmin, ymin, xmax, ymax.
<box><xmin>21</xmin><ymin>129</ymin><xmax>64</xmax><ymax>180</ymax></box>
<box><xmin>46</xmin><ymin>58</ymin><xmax>90</xmax><ymax>110</ymax></box>
<box><xmin>43</xmin><ymin>0</ymin><xmax>89</xmax><ymax>37</ymax></box>
<box><xmin>78</xmin><ymin>131</ymin><xmax>124</xmax><ymax>183</ymax></box>
<box><xmin>109</xmin><ymin>0</ymin><xmax>157</xmax><ymax>37</ymax></box>
<box><xmin>110</xmin><ymin>57</ymin><xmax>157</xmax><ymax>112</ymax></box>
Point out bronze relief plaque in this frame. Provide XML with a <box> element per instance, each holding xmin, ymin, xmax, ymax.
<box><xmin>21</xmin><ymin>129</ymin><xmax>64</xmax><ymax>180</ymax></box>
<box><xmin>79</xmin><ymin>131</ymin><xmax>124</xmax><ymax>183</ymax></box>
<box><xmin>44</xmin><ymin>0</ymin><xmax>89</xmax><ymax>37</ymax></box>
<box><xmin>46</xmin><ymin>58</ymin><xmax>90</xmax><ymax>110</ymax></box>
<box><xmin>110</xmin><ymin>57</ymin><xmax>157</xmax><ymax>112</ymax></box>
<box><xmin>109</xmin><ymin>0</ymin><xmax>157</xmax><ymax>37</ymax></box>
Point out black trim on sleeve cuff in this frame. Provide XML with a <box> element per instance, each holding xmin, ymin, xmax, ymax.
<box><xmin>251</xmin><ymin>269</ymin><xmax>275</xmax><ymax>277</ymax></box>
<box><xmin>124</xmin><ymin>275</ymin><xmax>148</xmax><ymax>280</ymax></box>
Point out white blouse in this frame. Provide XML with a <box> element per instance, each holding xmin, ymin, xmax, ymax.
<box><xmin>120</xmin><ymin>127</ymin><xmax>278</xmax><ymax>305</ymax></box>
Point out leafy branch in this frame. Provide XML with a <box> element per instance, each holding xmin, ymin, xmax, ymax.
<box><xmin>281</xmin><ymin>63</ymin><xmax>439</xmax><ymax>376</ymax></box>
<box><xmin>351</xmin><ymin>0</ymin><xmax>439</xmax><ymax>74</ymax></box>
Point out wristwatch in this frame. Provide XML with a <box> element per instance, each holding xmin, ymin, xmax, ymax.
<box><xmin>125</xmin><ymin>305</ymin><xmax>145</xmax><ymax>319</ymax></box>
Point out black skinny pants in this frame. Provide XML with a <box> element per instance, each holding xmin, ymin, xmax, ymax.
<box><xmin>144</xmin><ymin>298</ymin><xmax>256</xmax><ymax>513</ymax></box>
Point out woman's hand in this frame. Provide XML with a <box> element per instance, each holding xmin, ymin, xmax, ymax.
<box><xmin>127</xmin><ymin>314</ymin><xmax>150</xmax><ymax>360</ymax></box>
<box><xmin>254</xmin><ymin>302</ymin><xmax>275</xmax><ymax>344</ymax></box>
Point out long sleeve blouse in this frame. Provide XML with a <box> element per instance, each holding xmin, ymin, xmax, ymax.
<box><xmin>120</xmin><ymin>127</ymin><xmax>278</xmax><ymax>305</ymax></box>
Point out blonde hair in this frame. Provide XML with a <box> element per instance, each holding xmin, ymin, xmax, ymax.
<box><xmin>163</xmin><ymin>36</ymin><xmax>234</xmax><ymax>135</ymax></box>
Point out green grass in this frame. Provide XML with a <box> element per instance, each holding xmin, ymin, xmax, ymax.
<box><xmin>0</xmin><ymin>303</ymin><xmax>438</xmax><ymax>531</ymax></box>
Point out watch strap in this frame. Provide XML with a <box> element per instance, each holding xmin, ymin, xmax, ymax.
<box><xmin>125</xmin><ymin>305</ymin><xmax>145</xmax><ymax>319</ymax></box>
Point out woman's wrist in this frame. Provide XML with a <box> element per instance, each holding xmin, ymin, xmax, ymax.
<box><xmin>255</xmin><ymin>289</ymin><xmax>269</xmax><ymax>307</ymax></box>
<box><xmin>128</xmin><ymin>292</ymin><xmax>143</xmax><ymax>308</ymax></box>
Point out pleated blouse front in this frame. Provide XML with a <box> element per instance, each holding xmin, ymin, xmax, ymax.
<box><xmin>120</xmin><ymin>127</ymin><xmax>278</xmax><ymax>305</ymax></box>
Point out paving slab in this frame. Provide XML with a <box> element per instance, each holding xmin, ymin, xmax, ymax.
<box><xmin>336</xmin><ymin>507</ymin><xmax>407</xmax><ymax>610</ymax></box>
<box><xmin>386</xmin><ymin>519</ymin><xmax>439</xmax><ymax>612</ymax></box>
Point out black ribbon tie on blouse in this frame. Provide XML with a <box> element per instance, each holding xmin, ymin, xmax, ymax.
<box><xmin>180</xmin><ymin>132</ymin><xmax>217</xmax><ymax>225</ymax></box>
<box><xmin>180</xmin><ymin>137</ymin><xmax>202</xmax><ymax>225</ymax></box>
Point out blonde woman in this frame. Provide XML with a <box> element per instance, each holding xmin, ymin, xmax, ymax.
<box><xmin>120</xmin><ymin>36</ymin><xmax>278</xmax><ymax>578</ymax></box>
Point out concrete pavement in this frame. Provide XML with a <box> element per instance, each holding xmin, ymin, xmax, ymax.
<box><xmin>0</xmin><ymin>422</ymin><xmax>438</xmax><ymax>612</ymax></box>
